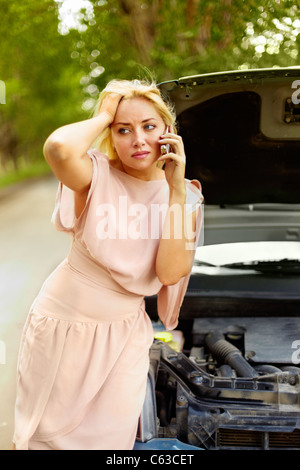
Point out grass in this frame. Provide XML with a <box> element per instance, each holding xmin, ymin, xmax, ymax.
<box><xmin>0</xmin><ymin>159</ymin><xmax>52</xmax><ymax>189</ymax></box>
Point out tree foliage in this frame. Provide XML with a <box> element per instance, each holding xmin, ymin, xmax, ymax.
<box><xmin>71</xmin><ymin>0</ymin><xmax>300</xmax><ymax>112</ymax></box>
<box><xmin>0</xmin><ymin>0</ymin><xmax>299</xmax><ymax>174</ymax></box>
<box><xmin>0</xmin><ymin>0</ymin><xmax>84</xmax><ymax>170</ymax></box>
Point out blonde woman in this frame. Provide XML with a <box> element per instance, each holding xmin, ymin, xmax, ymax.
<box><xmin>13</xmin><ymin>79</ymin><xmax>203</xmax><ymax>450</ymax></box>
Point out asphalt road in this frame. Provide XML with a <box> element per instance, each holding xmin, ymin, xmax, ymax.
<box><xmin>0</xmin><ymin>175</ymin><xmax>71</xmax><ymax>450</ymax></box>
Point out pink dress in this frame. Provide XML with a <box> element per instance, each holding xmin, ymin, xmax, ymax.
<box><xmin>13</xmin><ymin>150</ymin><xmax>203</xmax><ymax>450</ymax></box>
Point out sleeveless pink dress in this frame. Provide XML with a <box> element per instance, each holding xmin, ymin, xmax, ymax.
<box><xmin>13</xmin><ymin>150</ymin><xmax>203</xmax><ymax>450</ymax></box>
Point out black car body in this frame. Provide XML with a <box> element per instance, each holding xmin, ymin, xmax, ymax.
<box><xmin>135</xmin><ymin>68</ymin><xmax>300</xmax><ymax>451</ymax></box>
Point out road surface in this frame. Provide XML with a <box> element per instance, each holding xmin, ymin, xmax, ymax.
<box><xmin>0</xmin><ymin>175</ymin><xmax>71</xmax><ymax>450</ymax></box>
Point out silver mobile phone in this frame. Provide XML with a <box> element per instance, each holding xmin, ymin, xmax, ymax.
<box><xmin>160</xmin><ymin>142</ymin><xmax>171</xmax><ymax>156</ymax></box>
<box><xmin>157</xmin><ymin>127</ymin><xmax>171</xmax><ymax>169</ymax></box>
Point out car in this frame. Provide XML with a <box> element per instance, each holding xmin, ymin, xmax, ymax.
<box><xmin>135</xmin><ymin>67</ymin><xmax>300</xmax><ymax>451</ymax></box>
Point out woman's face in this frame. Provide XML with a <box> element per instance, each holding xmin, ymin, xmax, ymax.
<box><xmin>110</xmin><ymin>97</ymin><xmax>166</xmax><ymax>180</ymax></box>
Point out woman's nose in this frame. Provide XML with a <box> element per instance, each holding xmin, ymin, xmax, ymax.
<box><xmin>132</xmin><ymin>129</ymin><xmax>146</xmax><ymax>148</ymax></box>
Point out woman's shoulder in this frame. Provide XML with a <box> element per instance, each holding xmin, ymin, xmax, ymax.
<box><xmin>87</xmin><ymin>148</ymin><xmax>109</xmax><ymax>163</ymax></box>
<box><xmin>184</xmin><ymin>178</ymin><xmax>204</xmax><ymax>212</ymax></box>
<box><xmin>87</xmin><ymin>148</ymin><xmax>124</xmax><ymax>173</ymax></box>
<box><xmin>185</xmin><ymin>178</ymin><xmax>203</xmax><ymax>197</ymax></box>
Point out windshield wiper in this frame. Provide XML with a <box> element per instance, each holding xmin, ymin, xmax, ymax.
<box><xmin>222</xmin><ymin>203</ymin><xmax>300</xmax><ymax>212</ymax></box>
<box><xmin>194</xmin><ymin>259</ymin><xmax>300</xmax><ymax>274</ymax></box>
<box><xmin>223</xmin><ymin>259</ymin><xmax>300</xmax><ymax>274</ymax></box>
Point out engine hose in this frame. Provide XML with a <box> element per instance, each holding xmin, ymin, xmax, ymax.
<box><xmin>205</xmin><ymin>332</ymin><xmax>258</xmax><ymax>378</ymax></box>
<box><xmin>217</xmin><ymin>364</ymin><xmax>236</xmax><ymax>378</ymax></box>
<box><xmin>254</xmin><ymin>364</ymin><xmax>282</xmax><ymax>375</ymax></box>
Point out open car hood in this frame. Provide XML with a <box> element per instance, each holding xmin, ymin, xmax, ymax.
<box><xmin>137</xmin><ymin>69</ymin><xmax>300</xmax><ymax>452</ymax></box>
<box><xmin>159</xmin><ymin>68</ymin><xmax>300</xmax><ymax>205</ymax></box>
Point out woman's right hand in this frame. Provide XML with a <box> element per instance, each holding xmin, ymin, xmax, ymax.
<box><xmin>97</xmin><ymin>92</ymin><xmax>123</xmax><ymax>124</ymax></box>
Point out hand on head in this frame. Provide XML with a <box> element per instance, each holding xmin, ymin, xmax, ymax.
<box><xmin>97</xmin><ymin>92</ymin><xmax>124</xmax><ymax>124</ymax></box>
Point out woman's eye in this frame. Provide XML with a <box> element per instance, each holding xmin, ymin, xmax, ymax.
<box><xmin>117</xmin><ymin>124</ymin><xmax>155</xmax><ymax>134</ymax></box>
<box><xmin>118</xmin><ymin>128</ymin><xmax>130</xmax><ymax>134</ymax></box>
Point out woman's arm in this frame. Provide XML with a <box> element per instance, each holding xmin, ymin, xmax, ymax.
<box><xmin>155</xmin><ymin>187</ymin><xmax>198</xmax><ymax>286</ymax></box>
<box><xmin>43</xmin><ymin>93</ymin><xmax>122</xmax><ymax>192</ymax></box>
<box><xmin>155</xmin><ymin>132</ymin><xmax>197</xmax><ymax>286</ymax></box>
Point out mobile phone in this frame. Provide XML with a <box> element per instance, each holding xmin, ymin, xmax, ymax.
<box><xmin>157</xmin><ymin>143</ymin><xmax>170</xmax><ymax>170</ymax></box>
<box><xmin>160</xmin><ymin>126</ymin><xmax>171</xmax><ymax>156</ymax></box>
<box><xmin>157</xmin><ymin>127</ymin><xmax>171</xmax><ymax>169</ymax></box>
<box><xmin>160</xmin><ymin>142</ymin><xmax>171</xmax><ymax>156</ymax></box>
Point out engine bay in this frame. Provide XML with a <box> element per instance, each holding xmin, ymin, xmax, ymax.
<box><xmin>138</xmin><ymin>316</ymin><xmax>300</xmax><ymax>450</ymax></box>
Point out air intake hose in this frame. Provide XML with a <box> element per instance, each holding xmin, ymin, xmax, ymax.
<box><xmin>205</xmin><ymin>332</ymin><xmax>258</xmax><ymax>378</ymax></box>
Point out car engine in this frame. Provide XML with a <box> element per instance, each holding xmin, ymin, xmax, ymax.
<box><xmin>138</xmin><ymin>316</ymin><xmax>300</xmax><ymax>450</ymax></box>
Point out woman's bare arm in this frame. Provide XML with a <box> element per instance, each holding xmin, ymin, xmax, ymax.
<box><xmin>155</xmin><ymin>131</ymin><xmax>197</xmax><ymax>286</ymax></box>
<box><xmin>43</xmin><ymin>93</ymin><xmax>122</xmax><ymax>192</ymax></box>
<box><xmin>155</xmin><ymin>187</ymin><xmax>197</xmax><ymax>285</ymax></box>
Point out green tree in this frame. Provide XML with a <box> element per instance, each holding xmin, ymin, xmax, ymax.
<box><xmin>0</xmin><ymin>0</ymin><xmax>85</xmax><ymax>172</ymax></box>
<box><xmin>0</xmin><ymin>0</ymin><xmax>299</xmax><ymax>179</ymax></box>
<box><xmin>71</xmin><ymin>0</ymin><xmax>299</xmax><ymax>113</ymax></box>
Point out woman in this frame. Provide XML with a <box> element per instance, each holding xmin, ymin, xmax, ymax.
<box><xmin>13</xmin><ymin>79</ymin><xmax>203</xmax><ymax>450</ymax></box>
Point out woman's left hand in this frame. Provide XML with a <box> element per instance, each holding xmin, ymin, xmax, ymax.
<box><xmin>157</xmin><ymin>129</ymin><xmax>186</xmax><ymax>193</ymax></box>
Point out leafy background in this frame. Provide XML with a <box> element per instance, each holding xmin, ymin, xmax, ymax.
<box><xmin>0</xmin><ymin>0</ymin><xmax>299</xmax><ymax>184</ymax></box>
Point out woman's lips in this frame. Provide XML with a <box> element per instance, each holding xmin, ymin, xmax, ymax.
<box><xmin>131</xmin><ymin>151</ymin><xmax>150</xmax><ymax>160</ymax></box>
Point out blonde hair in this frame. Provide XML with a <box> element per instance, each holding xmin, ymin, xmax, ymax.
<box><xmin>93</xmin><ymin>79</ymin><xmax>176</xmax><ymax>159</ymax></box>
